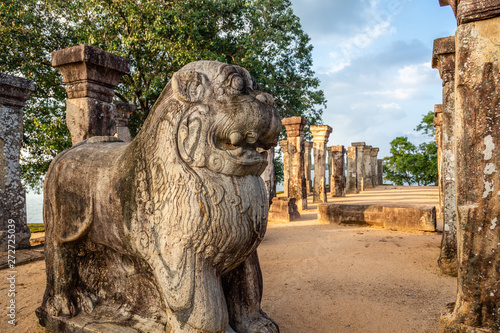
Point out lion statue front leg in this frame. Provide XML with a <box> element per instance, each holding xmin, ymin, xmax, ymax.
<box><xmin>223</xmin><ymin>251</ymin><xmax>279</xmax><ymax>333</ymax></box>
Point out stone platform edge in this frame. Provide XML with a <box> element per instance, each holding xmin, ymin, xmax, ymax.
<box><xmin>317</xmin><ymin>203</ymin><xmax>436</xmax><ymax>232</ymax></box>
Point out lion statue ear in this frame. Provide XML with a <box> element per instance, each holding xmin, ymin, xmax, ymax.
<box><xmin>172</xmin><ymin>70</ymin><xmax>208</xmax><ymax>103</ymax></box>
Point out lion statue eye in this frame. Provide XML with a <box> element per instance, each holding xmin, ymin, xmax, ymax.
<box><xmin>230</xmin><ymin>75</ymin><xmax>245</xmax><ymax>92</ymax></box>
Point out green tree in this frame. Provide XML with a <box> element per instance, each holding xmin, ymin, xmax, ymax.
<box><xmin>0</xmin><ymin>0</ymin><xmax>326</xmax><ymax>191</ymax></box>
<box><xmin>383</xmin><ymin>111</ymin><xmax>438</xmax><ymax>186</ymax></box>
<box><xmin>383</xmin><ymin>136</ymin><xmax>417</xmax><ymax>185</ymax></box>
<box><xmin>415</xmin><ymin>110</ymin><xmax>436</xmax><ymax>137</ymax></box>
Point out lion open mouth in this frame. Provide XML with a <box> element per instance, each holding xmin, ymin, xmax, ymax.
<box><xmin>220</xmin><ymin>140</ymin><xmax>268</xmax><ymax>166</ymax></box>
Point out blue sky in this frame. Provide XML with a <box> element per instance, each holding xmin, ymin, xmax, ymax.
<box><xmin>290</xmin><ymin>0</ymin><xmax>457</xmax><ymax>158</ymax></box>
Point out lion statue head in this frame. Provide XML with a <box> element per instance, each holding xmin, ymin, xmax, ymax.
<box><xmin>136</xmin><ymin>60</ymin><xmax>281</xmax><ymax>177</ymax></box>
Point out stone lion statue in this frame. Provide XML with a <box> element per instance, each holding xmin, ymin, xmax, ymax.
<box><xmin>36</xmin><ymin>60</ymin><xmax>281</xmax><ymax>333</ymax></box>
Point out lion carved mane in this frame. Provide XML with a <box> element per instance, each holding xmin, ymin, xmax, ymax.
<box><xmin>37</xmin><ymin>60</ymin><xmax>281</xmax><ymax>333</ymax></box>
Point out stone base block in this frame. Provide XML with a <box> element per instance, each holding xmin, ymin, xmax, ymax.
<box><xmin>36</xmin><ymin>304</ymin><xmax>166</xmax><ymax>333</ymax></box>
<box><xmin>439</xmin><ymin>303</ymin><xmax>493</xmax><ymax>333</ymax></box>
<box><xmin>317</xmin><ymin>203</ymin><xmax>436</xmax><ymax>232</ymax></box>
<box><xmin>268</xmin><ymin>197</ymin><xmax>300</xmax><ymax>222</ymax></box>
<box><xmin>0</xmin><ymin>230</ymin><xmax>31</xmax><ymax>251</ymax></box>
<box><xmin>438</xmin><ymin>257</ymin><xmax>458</xmax><ymax>277</ymax></box>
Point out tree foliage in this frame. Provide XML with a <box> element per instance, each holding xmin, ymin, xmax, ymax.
<box><xmin>383</xmin><ymin>112</ymin><xmax>438</xmax><ymax>186</ymax></box>
<box><xmin>0</xmin><ymin>0</ymin><xmax>326</xmax><ymax>191</ymax></box>
<box><xmin>414</xmin><ymin>110</ymin><xmax>436</xmax><ymax>137</ymax></box>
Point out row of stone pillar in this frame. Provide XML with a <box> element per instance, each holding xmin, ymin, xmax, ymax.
<box><xmin>435</xmin><ymin>1</ymin><xmax>500</xmax><ymax>332</ymax></box>
<box><xmin>280</xmin><ymin>117</ymin><xmax>348</xmax><ymax>210</ymax></box>
<box><xmin>345</xmin><ymin>142</ymin><xmax>382</xmax><ymax>194</ymax></box>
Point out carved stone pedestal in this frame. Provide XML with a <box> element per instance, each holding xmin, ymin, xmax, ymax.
<box><xmin>268</xmin><ymin>197</ymin><xmax>300</xmax><ymax>222</ymax></box>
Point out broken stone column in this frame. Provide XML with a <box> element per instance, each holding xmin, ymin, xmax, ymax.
<box><xmin>282</xmin><ymin>117</ymin><xmax>307</xmax><ymax>210</ymax></box>
<box><xmin>439</xmin><ymin>1</ymin><xmax>500</xmax><ymax>331</ymax></box>
<box><xmin>304</xmin><ymin>141</ymin><xmax>313</xmax><ymax>193</ymax></box>
<box><xmin>0</xmin><ymin>73</ymin><xmax>35</xmax><ymax>251</ymax></box>
<box><xmin>310</xmin><ymin>125</ymin><xmax>332</xmax><ymax>203</ymax></box>
<box><xmin>113</xmin><ymin>100</ymin><xmax>136</xmax><ymax>142</ymax></box>
<box><xmin>352</xmin><ymin>142</ymin><xmax>366</xmax><ymax>192</ymax></box>
<box><xmin>279</xmin><ymin>140</ymin><xmax>290</xmax><ymax>196</ymax></box>
<box><xmin>370</xmin><ymin>148</ymin><xmax>379</xmax><ymax>189</ymax></box>
<box><xmin>433</xmin><ymin>35</ymin><xmax>457</xmax><ymax>276</ymax></box>
<box><xmin>377</xmin><ymin>159</ymin><xmax>384</xmax><ymax>185</ymax></box>
<box><xmin>261</xmin><ymin>147</ymin><xmax>276</xmax><ymax>206</ymax></box>
<box><xmin>346</xmin><ymin>146</ymin><xmax>358</xmax><ymax>194</ymax></box>
<box><xmin>434</xmin><ymin>104</ymin><xmax>444</xmax><ymax>220</ymax></box>
<box><xmin>328</xmin><ymin>145</ymin><xmax>346</xmax><ymax>197</ymax></box>
<box><xmin>52</xmin><ymin>45</ymin><xmax>130</xmax><ymax>145</ymax></box>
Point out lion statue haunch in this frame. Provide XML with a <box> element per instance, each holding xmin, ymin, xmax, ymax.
<box><xmin>36</xmin><ymin>60</ymin><xmax>281</xmax><ymax>333</ymax></box>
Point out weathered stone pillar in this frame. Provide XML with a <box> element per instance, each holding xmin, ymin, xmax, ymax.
<box><xmin>304</xmin><ymin>141</ymin><xmax>313</xmax><ymax>193</ymax></box>
<box><xmin>311</xmin><ymin>125</ymin><xmax>332</xmax><ymax>203</ymax></box>
<box><xmin>261</xmin><ymin>147</ymin><xmax>276</xmax><ymax>206</ymax></box>
<box><xmin>0</xmin><ymin>73</ymin><xmax>35</xmax><ymax>251</ymax></box>
<box><xmin>113</xmin><ymin>100</ymin><xmax>136</xmax><ymax>142</ymax></box>
<box><xmin>433</xmin><ymin>36</ymin><xmax>458</xmax><ymax>276</ymax></box>
<box><xmin>439</xmin><ymin>1</ymin><xmax>500</xmax><ymax>331</ymax></box>
<box><xmin>52</xmin><ymin>45</ymin><xmax>130</xmax><ymax>145</ymax></box>
<box><xmin>363</xmin><ymin>145</ymin><xmax>373</xmax><ymax>189</ymax></box>
<box><xmin>352</xmin><ymin>142</ymin><xmax>366</xmax><ymax>192</ymax></box>
<box><xmin>434</xmin><ymin>104</ymin><xmax>444</xmax><ymax>219</ymax></box>
<box><xmin>377</xmin><ymin>159</ymin><xmax>384</xmax><ymax>185</ymax></box>
<box><xmin>346</xmin><ymin>146</ymin><xmax>358</xmax><ymax>194</ymax></box>
<box><xmin>370</xmin><ymin>148</ymin><xmax>379</xmax><ymax>189</ymax></box>
<box><xmin>282</xmin><ymin>117</ymin><xmax>307</xmax><ymax>210</ymax></box>
<box><xmin>329</xmin><ymin>145</ymin><xmax>346</xmax><ymax>197</ymax></box>
<box><xmin>279</xmin><ymin>140</ymin><xmax>290</xmax><ymax>197</ymax></box>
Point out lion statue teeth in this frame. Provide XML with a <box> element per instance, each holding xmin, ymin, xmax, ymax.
<box><xmin>36</xmin><ymin>60</ymin><xmax>281</xmax><ymax>333</ymax></box>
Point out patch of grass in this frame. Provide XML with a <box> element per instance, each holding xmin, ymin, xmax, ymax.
<box><xmin>28</xmin><ymin>223</ymin><xmax>44</xmax><ymax>233</ymax></box>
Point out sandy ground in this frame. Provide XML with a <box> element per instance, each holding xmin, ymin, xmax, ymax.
<box><xmin>0</xmin><ymin>186</ymin><xmax>456</xmax><ymax>333</ymax></box>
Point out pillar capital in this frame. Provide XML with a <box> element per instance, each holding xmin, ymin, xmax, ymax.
<box><xmin>434</xmin><ymin>104</ymin><xmax>443</xmax><ymax>127</ymax></box>
<box><xmin>370</xmin><ymin>147</ymin><xmax>379</xmax><ymax>157</ymax></box>
<box><xmin>310</xmin><ymin>125</ymin><xmax>332</xmax><ymax>143</ymax></box>
<box><xmin>114</xmin><ymin>100</ymin><xmax>136</xmax><ymax>125</ymax></box>
<box><xmin>0</xmin><ymin>73</ymin><xmax>35</xmax><ymax>108</ymax></box>
<box><xmin>328</xmin><ymin>145</ymin><xmax>344</xmax><ymax>153</ymax></box>
<box><xmin>279</xmin><ymin>140</ymin><xmax>288</xmax><ymax>153</ymax></box>
<box><xmin>432</xmin><ymin>36</ymin><xmax>456</xmax><ymax>83</ymax></box>
<box><xmin>440</xmin><ymin>0</ymin><xmax>500</xmax><ymax>25</ymax></box>
<box><xmin>304</xmin><ymin>141</ymin><xmax>313</xmax><ymax>150</ymax></box>
<box><xmin>52</xmin><ymin>44</ymin><xmax>130</xmax><ymax>103</ymax></box>
<box><xmin>282</xmin><ymin>116</ymin><xmax>307</xmax><ymax>137</ymax></box>
<box><xmin>351</xmin><ymin>142</ymin><xmax>366</xmax><ymax>147</ymax></box>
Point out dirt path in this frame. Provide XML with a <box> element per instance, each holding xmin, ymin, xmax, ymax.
<box><xmin>0</xmin><ymin>186</ymin><xmax>456</xmax><ymax>332</ymax></box>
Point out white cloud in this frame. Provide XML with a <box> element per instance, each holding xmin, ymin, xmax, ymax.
<box><xmin>377</xmin><ymin>102</ymin><xmax>401</xmax><ymax>110</ymax></box>
<box><xmin>398</xmin><ymin>62</ymin><xmax>435</xmax><ymax>85</ymax></box>
<box><xmin>323</xmin><ymin>1</ymin><xmax>400</xmax><ymax>74</ymax></box>
<box><xmin>367</xmin><ymin>88</ymin><xmax>418</xmax><ymax>100</ymax></box>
